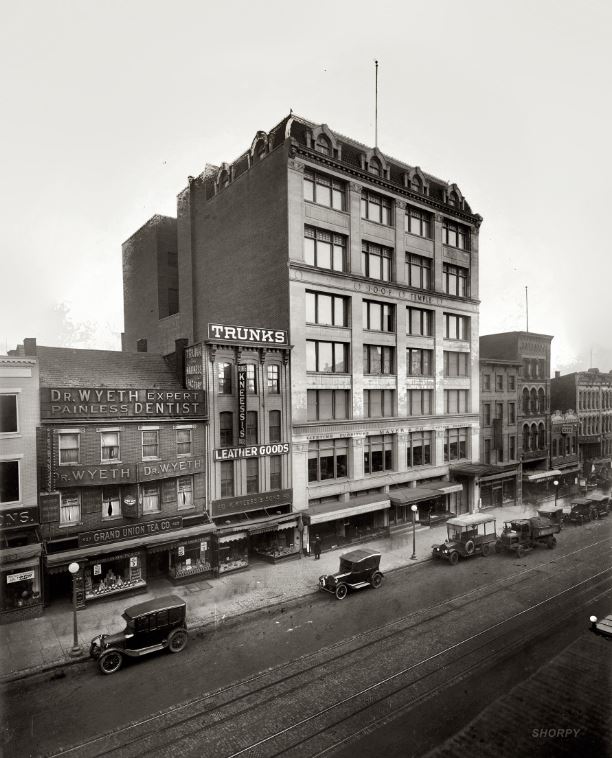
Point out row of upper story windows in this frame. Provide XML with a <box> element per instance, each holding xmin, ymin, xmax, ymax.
<box><xmin>307</xmin><ymin>427</ymin><xmax>470</xmax><ymax>482</ymax></box>
<box><xmin>483</xmin><ymin>402</ymin><xmax>517</xmax><ymax>426</ymax></box>
<box><xmin>306</xmin><ymin>300</ymin><xmax>470</xmax><ymax>344</ymax></box>
<box><xmin>56</xmin><ymin>426</ymin><xmax>195</xmax><ymax>465</ymax></box>
<box><xmin>361</xmin><ymin>347</ymin><xmax>470</xmax><ymax>377</ymax></box>
<box><xmin>304</xmin><ymin>226</ymin><xmax>470</xmax><ymax>295</ymax></box>
<box><xmin>482</xmin><ymin>434</ymin><xmax>517</xmax><ymax>465</ymax></box>
<box><xmin>217</xmin><ymin>363</ymin><xmax>280</xmax><ymax>395</ymax></box>
<box><xmin>522</xmin><ymin>422</ymin><xmax>547</xmax><ymax>452</ymax></box>
<box><xmin>551</xmin><ymin>437</ymin><xmax>576</xmax><ymax>457</ymax></box>
<box><xmin>578</xmin><ymin>388</ymin><xmax>612</xmax><ymax>410</ymax></box>
<box><xmin>303</xmin><ymin>168</ymin><xmax>471</xmax><ymax>250</ymax></box>
<box><xmin>219</xmin><ymin>456</ymin><xmax>283</xmax><ymax>497</ymax></box>
<box><xmin>219</xmin><ymin>410</ymin><xmax>282</xmax><ymax>447</ymax></box>
<box><xmin>580</xmin><ymin>415</ymin><xmax>612</xmax><ymax>435</ymax></box>
<box><xmin>521</xmin><ymin>388</ymin><xmax>547</xmax><ymax>415</ymax></box>
<box><xmin>521</xmin><ymin>359</ymin><xmax>547</xmax><ymax>379</ymax></box>
<box><xmin>482</xmin><ymin>373</ymin><xmax>517</xmax><ymax>392</ymax></box>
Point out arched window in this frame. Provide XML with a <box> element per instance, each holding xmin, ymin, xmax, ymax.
<box><xmin>522</xmin><ymin>388</ymin><xmax>530</xmax><ymax>415</ymax></box>
<box><xmin>552</xmin><ymin>438</ymin><xmax>557</xmax><ymax>457</ymax></box>
<box><xmin>530</xmin><ymin>423</ymin><xmax>538</xmax><ymax>451</ymax></box>
<box><xmin>538</xmin><ymin>388</ymin><xmax>546</xmax><ymax>413</ymax></box>
<box><xmin>411</xmin><ymin>175</ymin><xmax>422</xmax><ymax>193</ymax></box>
<box><xmin>530</xmin><ymin>388</ymin><xmax>537</xmax><ymax>414</ymax></box>
<box><xmin>523</xmin><ymin>424</ymin><xmax>530</xmax><ymax>451</ymax></box>
<box><xmin>369</xmin><ymin>158</ymin><xmax>382</xmax><ymax>177</ymax></box>
<box><xmin>538</xmin><ymin>423</ymin><xmax>545</xmax><ymax>449</ymax></box>
<box><xmin>315</xmin><ymin>135</ymin><xmax>331</xmax><ymax>156</ymax></box>
<box><xmin>253</xmin><ymin>139</ymin><xmax>267</xmax><ymax>162</ymax></box>
<box><xmin>448</xmin><ymin>190</ymin><xmax>459</xmax><ymax>207</ymax></box>
<box><xmin>219</xmin><ymin>170</ymin><xmax>230</xmax><ymax>189</ymax></box>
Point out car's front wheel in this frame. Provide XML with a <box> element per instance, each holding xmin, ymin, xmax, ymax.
<box><xmin>98</xmin><ymin>650</ymin><xmax>123</xmax><ymax>675</ymax></box>
<box><xmin>449</xmin><ymin>551</ymin><xmax>459</xmax><ymax>566</ymax></box>
<box><xmin>370</xmin><ymin>572</ymin><xmax>383</xmax><ymax>589</ymax></box>
<box><xmin>481</xmin><ymin>542</ymin><xmax>490</xmax><ymax>557</ymax></box>
<box><xmin>335</xmin><ymin>584</ymin><xmax>348</xmax><ymax>600</ymax></box>
<box><xmin>168</xmin><ymin>628</ymin><xmax>188</xmax><ymax>653</ymax></box>
<box><xmin>547</xmin><ymin>536</ymin><xmax>557</xmax><ymax>549</ymax></box>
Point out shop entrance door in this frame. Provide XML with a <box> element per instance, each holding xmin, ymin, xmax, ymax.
<box><xmin>492</xmin><ymin>486</ymin><xmax>503</xmax><ymax>507</ymax></box>
<box><xmin>147</xmin><ymin>551</ymin><xmax>168</xmax><ymax>578</ymax></box>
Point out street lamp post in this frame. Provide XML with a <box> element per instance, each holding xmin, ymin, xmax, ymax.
<box><xmin>553</xmin><ymin>479</ymin><xmax>559</xmax><ymax>507</ymax></box>
<box><xmin>68</xmin><ymin>562</ymin><xmax>82</xmax><ymax>657</ymax></box>
<box><xmin>410</xmin><ymin>504</ymin><xmax>418</xmax><ymax>560</ymax></box>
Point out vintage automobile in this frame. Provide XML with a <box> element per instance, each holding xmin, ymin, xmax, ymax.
<box><xmin>431</xmin><ymin>513</ymin><xmax>497</xmax><ymax>565</ymax></box>
<box><xmin>590</xmin><ymin>614</ymin><xmax>612</xmax><ymax>639</ymax></box>
<box><xmin>89</xmin><ymin>595</ymin><xmax>188</xmax><ymax>674</ymax></box>
<box><xmin>566</xmin><ymin>496</ymin><xmax>608</xmax><ymax>524</ymax></box>
<box><xmin>319</xmin><ymin>549</ymin><xmax>383</xmax><ymax>599</ymax></box>
<box><xmin>537</xmin><ymin>503</ymin><xmax>565</xmax><ymax>527</ymax></box>
<box><xmin>587</xmin><ymin>493</ymin><xmax>610</xmax><ymax>517</ymax></box>
<box><xmin>495</xmin><ymin>517</ymin><xmax>560</xmax><ymax>557</ymax></box>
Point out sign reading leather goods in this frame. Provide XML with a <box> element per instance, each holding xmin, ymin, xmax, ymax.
<box><xmin>214</xmin><ymin>443</ymin><xmax>290</xmax><ymax>460</ymax></box>
<box><xmin>212</xmin><ymin>489</ymin><xmax>292</xmax><ymax>518</ymax></box>
<box><xmin>207</xmin><ymin>323</ymin><xmax>287</xmax><ymax>345</ymax></box>
<box><xmin>78</xmin><ymin>516</ymin><xmax>183</xmax><ymax>547</ymax></box>
<box><xmin>41</xmin><ymin>388</ymin><xmax>205</xmax><ymax>419</ymax></box>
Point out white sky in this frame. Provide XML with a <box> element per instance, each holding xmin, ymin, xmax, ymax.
<box><xmin>2</xmin><ymin>0</ymin><xmax>611</xmax><ymax>372</ymax></box>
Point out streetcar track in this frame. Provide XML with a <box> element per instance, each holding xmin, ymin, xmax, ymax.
<box><xmin>46</xmin><ymin>536</ymin><xmax>612</xmax><ymax>758</ymax></box>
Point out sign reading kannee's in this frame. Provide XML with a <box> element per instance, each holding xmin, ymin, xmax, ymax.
<box><xmin>41</xmin><ymin>388</ymin><xmax>205</xmax><ymax>419</ymax></box>
<box><xmin>207</xmin><ymin>323</ymin><xmax>287</xmax><ymax>345</ymax></box>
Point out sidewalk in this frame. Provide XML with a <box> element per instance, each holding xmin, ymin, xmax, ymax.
<box><xmin>0</xmin><ymin>496</ymin><xmax>571</xmax><ymax>683</ymax></box>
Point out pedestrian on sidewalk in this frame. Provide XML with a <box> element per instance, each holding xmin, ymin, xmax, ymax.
<box><xmin>313</xmin><ymin>535</ymin><xmax>321</xmax><ymax>560</ymax></box>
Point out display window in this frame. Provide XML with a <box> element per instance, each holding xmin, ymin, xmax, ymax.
<box><xmin>1</xmin><ymin>564</ymin><xmax>41</xmax><ymax>611</ymax></box>
<box><xmin>169</xmin><ymin>539</ymin><xmax>212</xmax><ymax>579</ymax></box>
<box><xmin>251</xmin><ymin>526</ymin><xmax>299</xmax><ymax>562</ymax></box>
<box><xmin>84</xmin><ymin>552</ymin><xmax>145</xmax><ymax>599</ymax></box>
<box><xmin>217</xmin><ymin>533</ymin><xmax>248</xmax><ymax>573</ymax></box>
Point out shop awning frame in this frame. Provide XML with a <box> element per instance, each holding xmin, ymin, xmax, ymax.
<box><xmin>306</xmin><ymin>493</ymin><xmax>390</xmax><ymax>526</ymax></box>
<box><xmin>523</xmin><ymin>469</ymin><xmax>562</xmax><ymax>483</ymax></box>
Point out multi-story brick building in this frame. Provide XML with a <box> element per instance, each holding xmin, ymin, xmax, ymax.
<box><xmin>551</xmin><ymin>368</ymin><xmax>612</xmax><ymax>484</ymax></box>
<box><xmin>11</xmin><ymin>340</ymin><xmax>210</xmax><ymax>606</ymax></box>
<box><xmin>549</xmin><ymin>410</ymin><xmax>581</xmax><ymax>494</ymax></box>
<box><xmin>479</xmin><ymin>331</ymin><xmax>554</xmax><ymax>502</ymax></box>
<box><xmin>0</xmin><ymin>347</ymin><xmax>43</xmax><ymax>622</ymax></box>
<box><xmin>122</xmin><ymin>114</ymin><xmax>483</xmax><ymax>551</ymax></box>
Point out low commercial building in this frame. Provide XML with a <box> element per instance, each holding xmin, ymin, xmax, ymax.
<box><xmin>0</xmin><ymin>348</ymin><xmax>44</xmax><ymax>622</ymax></box>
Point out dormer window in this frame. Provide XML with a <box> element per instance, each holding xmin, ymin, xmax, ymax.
<box><xmin>411</xmin><ymin>175</ymin><xmax>422</xmax><ymax>193</ymax></box>
<box><xmin>315</xmin><ymin>136</ymin><xmax>331</xmax><ymax>156</ymax></box>
<box><xmin>368</xmin><ymin>158</ymin><xmax>382</xmax><ymax>177</ymax></box>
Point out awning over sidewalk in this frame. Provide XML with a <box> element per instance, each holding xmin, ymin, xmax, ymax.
<box><xmin>304</xmin><ymin>493</ymin><xmax>390</xmax><ymax>526</ymax></box>
<box><xmin>556</xmin><ymin>463</ymin><xmax>581</xmax><ymax>475</ymax></box>
<box><xmin>46</xmin><ymin>522</ymin><xmax>216</xmax><ymax>570</ymax></box>
<box><xmin>389</xmin><ymin>486</ymin><xmax>442</xmax><ymax>506</ymax></box>
<box><xmin>452</xmin><ymin>463</ymin><xmax>518</xmax><ymax>484</ymax></box>
<box><xmin>214</xmin><ymin>512</ymin><xmax>298</xmax><ymax>535</ymax></box>
<box><xmin>523</xmin><ymin>469</ymin><xmax>562</xmax><ymax>483</ymax></box>
<box><xmin>420</xmin><ymin>481</ymin><xmax>463</xmax><ymax>495</ymax></box>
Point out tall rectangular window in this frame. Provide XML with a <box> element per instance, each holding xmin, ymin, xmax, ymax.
<box><xmin>141</xmin><ymin>429</ymin><xmax>159</xmax><ymax>459</ymax></box>
<box><xmin>220</xmin><ymin>461</ymin><xmax>234</xmax><ymax>497</ymax></box>
<box><xmin>363</xmin><ymin>345</ymin><xmax>394</xmax><ymax>374</ymax></box>
<box><xmin>483</xmin><ymin>374</ymin><xmax>491</xmax><ymax>391</ymax></box>
<box><xmin>444</xmin><ymin>428</ymin><xmax>469</xmax><ymax>462</ymax></box>
<box><xmin>406</xmin><ymin>254</ymin><xmax>432</xmax><ymax>290</ymax></box>
<box><xmin>363</xmin><ymin>300</ymin><xmax>394</xmax><ymax>332</ymax></box>
<box><xmin>444</xmin><ymin>313</ymin><xmax>469</xmax><ymax>340</ymax></box>
<box><xmin>177</xmin><ymin>476</ymin><xmax>194</xmax><ymax>509</ymax></box>
<box><xmin>308</xmin><ymin>439</ymin><xmax>348</xmax><ymax>482</ymax></box>
<box><xmin>442</xmin><ymin>220</ymin><xmax>470</xmax><ymax>250</ymax></box>
<box><xmin>246</xmin><ymin>411</ymin><xmax>258</xmax><ymax>445</ymax></box>
<box><xmin>407</xmin><ymin>348</ymin><xmax>433</xmax><ymax>376</ymax></box>
<box><xmin>100</xmin><ymin>431</ymin><xmax>120</xmax><ymax>462</ymax></box>
<box><xmin>0</xmin><ymin>460</ymin><xmax>20</xmax><ymax>503</ymax></box>
<box><xmin>483</xmin><ymin>404</ymin><xmax>491</xmax><ymax>425</ymax></box>
<box><xmin>306</xmin><ymin>341</ymin><xmax>348</xmax><ymax>373</ymax></box>
<box><xmin>508</xmin><ymin>375</ymin><xmax>516</xmax><ymax>391</ymax></box>
<box><xmin>176</xmin><ymin>427</ymin><xmax>193</xmax><ymax>455</ymax></box>
<box><xmin>443</xmin><ymin>263</ymin><xmax>469</xmax><ymax>298</ymax></box>
<box><xmin>60</xmin><ymin>491</ymin><xmax>80</xmax><ymax>524</ymax></box>
<box><xmin>407</xmin><ymin>390</ymin><xmax>433</xmax><ymax>416</ymax></box>
<box><xmin>142</xmin><ymin>483</ymin><xmax>160</xmax><ymax>513</ymax></box>
<box><xmin>304</xmin><ymin>169</ymin><xmax>345</xmax><ymax>210</ymax></box>
<box><xmin>495</xmin><ymin>402</ymin><xmax>503</xmax><ymax>420</ymax></box>
<box><xmin>484</xmin><ymin>438</ymin><xmax>492</xmax><ymax>464</ymax></box>
<box><xmin>364</xmin><ymin>435</ymin><xmax>394</xmax><ymax>474</ymax></box>
<box><xmin>218</xmin><ymin>362</ymin><xmax>232</xmax><ymax>394</ymax></box>
<box><xmin>0</xmin><ymin>395</ymin><xmax>18</xmax><ymax>433</ymax></box>
<box><xmin>246</xmin><ymin>364</ymin><xmax>257</xmax><ymax>394</ymax></box>
<box><xmin>408</xmin><ymin>431</ymin><xmax>432</xmax><ymax>467</ymax></box>
<box><xmin>361</xmin><ymin>190</ymin><xmax>392</xmax><ymax>225</ymax></box>
<box><xmin>59</xmin><ymin>432</ymin><xmax>80</xmax><ymax>464</ymax></box>
<box><xmin>509</xmin><ymin>403</ymin><xmax>516</xmax><ymax>424</ymax></box>
<box><xmin>102</xmin><ymin>487</ymin><xmax>121</xmax><ymax>519</ymax></box>
<box><xmin>404</xmin><ymin>207</ymin><xmax>432</xmax><ymax>238</ymax></box>
<box><xmin>269</xmin><ymin>410</ymin><xmax>281</xmax><ymax>441</ymax></box>
<box><xmin>496</xmin><ymin>374</ymin><xmax>504</xmax><ymax>391</ymax></box>
<box><xmin>220</xmin><ymin>412</ymin><xmax>234</xmax><ymax>447</ymax></box>
<box><xmin>444</xmin><ymin>351</ymin><xmax>469</xmax><ymax>377</ymax></box>
<box><xmin>270</xmin><ymin>456</ymin><xmax>282</xmax><ymax>490</ymax></box>
<box><xmin>306</xmin><ymin>291</ymin><xmax>348</xmax><ymax>326</ymax></box>
<box><xmin>304</xmin><ymin>226</ymin><xmax>347</xmax><ymax>272</ymax></box>
<box><xmin>307</xmin><ymin>390</ymin><xmax>349</xmax><ymax>421</ymax></box>
<box><xmin>246</xmin><ymin>459</ymin><xmax>259</xmax><ymax>494</ymax></box>
<box><xmin>509</xmin><ymin>435</ymin><xmax>516</xmax><ymax>460</ymax></box>
<box><xmin>407</xmin><ymin>307</ymin><xmax>433</xmax><ymax>336</ymax></box>
<box><xmin>267</xmin><ymin>365</ymin><xmax>280</xmax><ymax>393</ymax></box>
<box><xmin>364</xmin><ymin>390</ymin><xmax>394</xmax><ymax>418</ymax></box>
<box><xmin>362</xmin><ymin>242</ymin><xmax>393</xmax><ymax>281</ymax></box>
<box><xmin>445</xmin><ymin>389</ymin><xmax>469</xmax><ymax>413</ymax></box>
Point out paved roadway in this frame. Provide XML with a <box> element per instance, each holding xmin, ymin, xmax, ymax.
<box><xmin>2</xmin><ymin>517</ymin><xmax>611</xmax><ymax>758</ymax></box>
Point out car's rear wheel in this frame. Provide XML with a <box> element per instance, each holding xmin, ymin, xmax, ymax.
<box><xmin>335</xmin><ymin>584</ymin><xmax>348</xmax><ymax>600</ymax></box>
<box><xmin>547</xmin><ymin>535</ymin><xmax>557</xmax><ymax>549</ymax></box>
<box><xmin>481</xmin><ymin>542</ymin><xmax>490</xmax><ymax>557</ymax></box>
<box><xmin>98</xmin><ymin>651</ymin><xmax>123</xmax><ymax>675</ymax></box>
<box><xmin>370</xmin><ymin>572</ymin><xmax>383</xmax><ymax>589</ymax></box>
<box><xmin>449</xmin><ymin>551</ymin><xmax>459</xmax><ymax>565</ymax></box>
<box><xmin>494</xmin><ymin>541</ymin><xmax>502</xmax><ymax>554</ymax></box>
<box><xmin>516</xmin><ymin>546</ymin><xmax>524</xmax><ymax>558</ymax></box>
<box><xmin>590</xmin><ymin>508</ymin><xmax>598</xmax><ymax>521</ymax></box>
<box><xmin>168</xmin><ymin>628</ymin><xmax>188</xmax><ymax>653</ymax></box>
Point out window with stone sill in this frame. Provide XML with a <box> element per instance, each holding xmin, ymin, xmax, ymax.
<box><xmin>362</xmin><ymin>241</ymin><xmax>392</xmax><ymax>282</ymax></box>
<box><xmin>304</xmin><ymin>226</ymin><xmax>347</xmax><ymax>272</ymax></box>
<box><xmin>361</xmin><ymin>190</ymin><xmax>392</xmax><ymax>225</ymax></box>
<box><xmin>303</xmin><ymin>169</ymin><xmax>345</xmax><ymax>211</ymax></box>
<box><xmin>442</xmin><ymin>220</ymin><xmax>470</xmax><ymax>251</ymax></box>
<box><xmin>102</xmin><ymin>487</ymin><xmax>121</xmax><ymax>519</ymax></box>
<box><xmin>0</xmin><ymin>394</ymin><xmax>18</xmax><ymax>434</ymax></box>
<box><xmin>406</xmin><ymin>253</ymin><xmax>432</xmax><ymax>290</ymax></box>
<box><xmin>177</xmin><ymin>476</ymin><xmax>194</xmax><ymax>509</ymax></box>
<box><xmin>404</xmin><ymin>208</ymin><xmax>432</xmax><ymax>238</ymax></box>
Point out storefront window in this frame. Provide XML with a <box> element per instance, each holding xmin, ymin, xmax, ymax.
<box><xmin>84</xmin><ymin>553</ymin><xmax>144</xmax><ymax>599</ymax></box>
<box><xmin>177</xmin><ymin>476</ymin><xmax>193</xmax><ymax>509</ymax></box>
<box><xmin>251</xmin><ymin>525</ymin><xmax>299</xmax><ymax>562</ymax></box>
<box><xmin>364</xmin><ymin>435</ymin><xmax>394</xmax><ymax>474</ymax></box>
<box><xmin>1</xmin><ymin>566</ymin><xmax>41</xmax><ymax>611</ymax></box>
<box><xmin>217</xmin><ymin>534</ymin><xmax>248</xmax><ymax>573</ymax></box>
<box><xmin>170</xmin><ymin>539</ymin><xmax>211</xmax><ymax>579</ymax></box>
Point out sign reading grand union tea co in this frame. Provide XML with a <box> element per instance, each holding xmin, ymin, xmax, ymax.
<box><xmin>78</xmin><ymin>516</ymin><xmax>183</xmax><ymax>547</ymax></box>
<box><xmin>41</xmin><ymin>388</ymin><xmax>205</xmax><ymax>419</ymax></box>
<box><xmin>207</xmin><ymin>323</ymin><xmax>287</xmax><ymax>345</ymax></box>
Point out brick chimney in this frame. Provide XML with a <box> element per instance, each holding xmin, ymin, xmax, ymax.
<box><xmin>23</xmin><ymin>338</ymin><xmax>37</xmax><ymax>356</ymax></box>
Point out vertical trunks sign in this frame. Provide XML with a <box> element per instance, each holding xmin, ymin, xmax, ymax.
<box><xmin>237</xmin><ymin>365</ymin><xmax>247</xmax><ymax>446</ymax></box>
